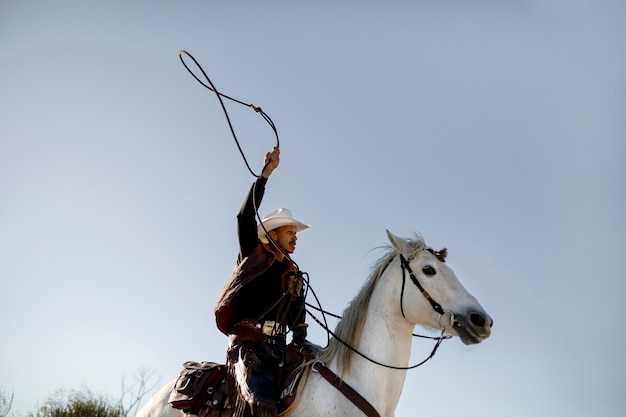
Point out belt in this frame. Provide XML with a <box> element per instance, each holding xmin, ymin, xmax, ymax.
<box><xmin>260</xmin><ymin>320</ymin><xmax>286</xmax><ymax>337</ymax></box>
<box><xmin>234</xmin><ymin>320</ymin><xmax>287</xmax><ymax>338</ymax></box>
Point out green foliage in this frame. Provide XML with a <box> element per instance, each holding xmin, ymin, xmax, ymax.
<box><xmin>28</xmin><ymin>390</ymin><xmax>125</xmax><ymax>417</ymax></box>
<box><xmin>1</xmin><ymin>369</ymin><xmax>158</xmax><ymax>417</ymax></box>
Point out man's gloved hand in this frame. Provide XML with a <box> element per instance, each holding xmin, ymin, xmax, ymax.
<box><xmin>292</xmin><ymin>323</ymin><xmax>322</xmax><ymax>353</ymax></box>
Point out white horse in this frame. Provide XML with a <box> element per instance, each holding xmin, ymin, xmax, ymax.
<box><xmin>137</xmin><ymin>230</ymin><xmax>492</xmax><ymax>417</ymax></box>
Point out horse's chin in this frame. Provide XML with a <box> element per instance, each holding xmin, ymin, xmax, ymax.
<box><xmin>459</xmin><ymin>334</ymin><xmax>485</xmax><ymax>345</ymax></box>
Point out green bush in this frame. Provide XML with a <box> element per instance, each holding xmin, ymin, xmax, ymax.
<box><xmin>28</xmin><ymin>390</ymin><xmax>124</xmax><ymax>417</ymax></box>
<box><xmin>1</xmin><ymin>369</ymin><xmax>157</xmax><ymax>417</ymax></box>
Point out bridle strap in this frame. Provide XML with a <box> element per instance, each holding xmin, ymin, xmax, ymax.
<box><xmin>295</xmin><ymin>347</ymin><xmax>381</xmax><ymax>417</ymax></box>
<box><xmin>399</xmin><ymin>254</ymin><xmax>445</xmax><ymax>316</ymax></box>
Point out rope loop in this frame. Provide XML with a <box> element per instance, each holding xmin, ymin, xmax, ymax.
<box><xmin>178</xmin><ymin>50</ymin><xmax>279</xmax><ymax>178</ymax></box>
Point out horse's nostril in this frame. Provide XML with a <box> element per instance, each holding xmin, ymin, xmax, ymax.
<box><xmin>469</xmin><ymin>312</ymin><xmax>486</xmax><ymax>328</ymax></box>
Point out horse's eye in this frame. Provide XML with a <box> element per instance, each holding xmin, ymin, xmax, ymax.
<box><xmin>422</xmin><ymin>266</ymin><xmax>436</xmax><ymax>276</ymax></box>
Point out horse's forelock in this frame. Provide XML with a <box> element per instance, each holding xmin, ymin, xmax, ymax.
<box><xmin>427</xmin><ymin>247</ymin><xmax>448</xmax><ymax>262</ymax></box>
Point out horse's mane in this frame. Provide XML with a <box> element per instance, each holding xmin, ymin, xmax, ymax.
<box><xmin>316</xmin><ymin>234</ymin><xmax>445</xmax><ymax>375</ymax></box>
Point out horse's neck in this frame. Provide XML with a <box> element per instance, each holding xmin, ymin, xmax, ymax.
<box><xmin>344</xmin><ymin>273</ymin><xmax>414</xmax><ymax>415</ymax></box>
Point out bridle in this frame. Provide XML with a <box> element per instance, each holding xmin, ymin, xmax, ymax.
<box><xmin>306</xmin><ymin>251</ymin><xmax>452</xmax><ymax>371</ymax></box>
<box><xmin>399</xmin><ymin>253</ymin><xmax>445</xmax><ymax>318</ymax></box>
<box><xmin>400</xmin><ymin>252</ymin><xmax>458</xmax><ymax>335</ymax></box>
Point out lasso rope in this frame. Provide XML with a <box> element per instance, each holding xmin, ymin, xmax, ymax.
<box><xmin>178</xmin><ymin>50</ymin><xmax>279</xmax><ymax>178</ymax></box>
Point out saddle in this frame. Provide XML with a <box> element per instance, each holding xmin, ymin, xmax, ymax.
<box><xmin>169</xmin><ymin>343</ymin><xmax>311</xmax><ymax>417</ymax></box>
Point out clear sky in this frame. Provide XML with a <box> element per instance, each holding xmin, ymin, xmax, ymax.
<box><xmin>1</xmin><ymin>1</ymin><xmax>624</xmax><ymax>416</ymax></box>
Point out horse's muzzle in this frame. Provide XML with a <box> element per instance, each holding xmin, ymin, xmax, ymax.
<box><xmin>453</xmin><ymin>311</ymin><xmax>493</xmax><ymax>345</ymax></box>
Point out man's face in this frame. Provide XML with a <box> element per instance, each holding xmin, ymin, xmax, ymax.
<box><xmin>269</xmin><ymin>225</ymin><xmax>298</xmax><ymax>254</ymax></box>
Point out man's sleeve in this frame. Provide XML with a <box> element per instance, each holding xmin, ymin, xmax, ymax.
<box><xmin>236</xmin><ymin>177</ymin><xmax>267</xmax><ymax>259</ymax></box>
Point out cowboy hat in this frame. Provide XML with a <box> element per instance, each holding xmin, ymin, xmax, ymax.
<box><xmin>257</xmin><ymin>208</ymin><xmax>310</xmax><ymax>243</ymax></box>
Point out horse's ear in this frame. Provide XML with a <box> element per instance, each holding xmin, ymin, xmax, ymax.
<box><xmin>386</xmin><ymin>230</ymin><xmax>411</xmax><ymax>256</ymax></box>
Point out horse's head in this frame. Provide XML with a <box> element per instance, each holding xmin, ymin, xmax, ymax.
<box><xmin>386</xmin><ymin>230</ymin><xmax>492</xmax><ymax>345</ymax></box>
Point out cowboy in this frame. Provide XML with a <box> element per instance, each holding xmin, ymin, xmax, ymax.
<box><xmin>214</xmin><ymin>147</ymin><xmax>314</xmax><ymax>417</ymax></box>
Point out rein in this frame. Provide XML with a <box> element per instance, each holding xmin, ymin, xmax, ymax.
<box><xmin>307</xmin><ymin>309</ymin><xmax>448</xmax><ymax>371</ymax></box>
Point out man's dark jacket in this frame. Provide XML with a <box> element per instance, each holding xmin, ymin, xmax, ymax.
<box><xmin>214</xmin><ymin>177</ymin><xmax>301</xmax><ymax>335</ymax></box>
